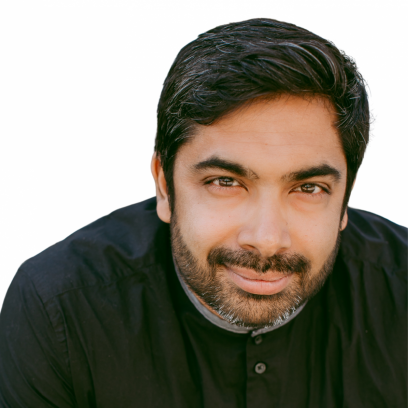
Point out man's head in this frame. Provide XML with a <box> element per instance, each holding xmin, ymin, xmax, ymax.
<box><xmin>152</xmin><ymin>18</ymin><xmax>369</xmax><ymax>328</ymax></box>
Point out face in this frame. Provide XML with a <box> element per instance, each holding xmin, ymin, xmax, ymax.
<box><xmin>154</xmin><ymin>95</ymin><xmax>348</xmax><ymax>329</ymax></box>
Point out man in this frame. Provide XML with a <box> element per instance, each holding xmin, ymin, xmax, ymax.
<box><xmin>0</xmin><ymin>18</ymin><xmax>406</xmax><ymax>408</ymax></box>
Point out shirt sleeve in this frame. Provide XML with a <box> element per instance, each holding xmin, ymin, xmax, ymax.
<box><xmin>0</xmin><ymin>267</ymin><xmax>76</xmax><ymax>407</ymax></box>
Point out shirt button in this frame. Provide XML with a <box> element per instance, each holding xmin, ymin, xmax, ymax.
<box><xmin>254</xmin><ymin>362</ymin><xmax>267</xmax><ymax>374</ymax></box>
<box><xmin>254</xmin><ymin>335</ymin><xmax>263</xmax><ymax>345</ymax></box>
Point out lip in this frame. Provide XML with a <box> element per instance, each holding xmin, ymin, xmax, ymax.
<box><xmin>225</xmin><ymin>265</ymin><xmax>293</xmax><ymax>295</ymax></box>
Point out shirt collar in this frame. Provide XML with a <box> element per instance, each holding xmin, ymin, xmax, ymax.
<box><xmin>173</xmin><ymin>257</ymin><xmax>306</xmax><ymax>336</ymax></box>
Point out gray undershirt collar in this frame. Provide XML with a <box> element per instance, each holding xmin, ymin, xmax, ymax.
<box><xmin>173</xmin><ymin>258</ymin><xmax>307</xmax><ymax>337</ymax></box>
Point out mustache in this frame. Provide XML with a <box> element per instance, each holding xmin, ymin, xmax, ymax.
<box><xmin>207</xmin><ymin>247</ymin><xmax>311</xmax><ymax>275</ymax></box>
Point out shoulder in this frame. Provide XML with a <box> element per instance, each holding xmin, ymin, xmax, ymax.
<box><xmin>320</xmin><ymin>209</ymin><xmax>407</xmax><ymax>406</ymax></box>
<box><xmin>341</xmin><ymin>207</ymin><xmax>407</xmax><ymax>270</ymax></box>
<box><xmin>332</xmin><ymin>207</ymin><xmax>406</xmax><ymax>338</ymax></box>
<box><xmin>16</xmin><ymin>197</ymin><xmax>170</xmax><ymax>303</ymax></box>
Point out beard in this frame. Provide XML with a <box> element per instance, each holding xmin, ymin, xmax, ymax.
<box><xmin>171</xmin><ymin>214</ymin><xmax>341</xmax><ymax>329</ymax></box>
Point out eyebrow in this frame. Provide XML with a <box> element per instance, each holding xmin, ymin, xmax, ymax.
<box><xmin>192</xmin><ymin>156</ymin><xmax>259</xmax><ymax>180</ymax></box>
<box><xmin>192</xmin><ymin>156</ymin><xmax>341</xmax><ymax>183</ymax></box>
<box><xmin>282</xmin><ymin>164</ymin><xmax>342</xmax><ymax>183</ymax></box>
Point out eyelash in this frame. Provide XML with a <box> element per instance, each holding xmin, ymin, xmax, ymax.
<box><xmin>205</xmin><ymin>177</ymin><xmax>330</xmax><ymax>195</ymax></box>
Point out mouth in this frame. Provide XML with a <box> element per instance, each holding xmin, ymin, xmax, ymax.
<box><xmin>225</xmin><ymin>265</ymin><xmax>293</xmax><ymax>295</ymax></box>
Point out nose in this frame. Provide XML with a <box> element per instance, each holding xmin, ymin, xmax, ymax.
<box><xmin>237</xmin><ymin>200</ymin><xmax>291</xmax><ymax>258</ymax></box>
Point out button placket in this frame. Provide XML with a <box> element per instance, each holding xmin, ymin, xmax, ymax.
<box><xmin>246</xmin><ymin>330</ymin><xmax>280</xmax><ymax>407</ymax></box>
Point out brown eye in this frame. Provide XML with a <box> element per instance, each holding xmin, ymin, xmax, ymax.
<box><xmin>301</xmin><ymin>184</ymin><xmax>317</xmax><ymax>193</ymax></box>
<box><xmin>213</xmin><ymin>177</ymin><xmax>239</xmax><ymax>187</ymax></box>
<box><xmin>293</xmin><ymin>184</ymin><xmax>324</xmax><ymax>194</ymax></box>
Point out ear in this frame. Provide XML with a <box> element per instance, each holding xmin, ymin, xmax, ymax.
<box><xmin>151</xmin><ymin>153</ymin><xmax>171</xmax><ymax>224</ymax></box>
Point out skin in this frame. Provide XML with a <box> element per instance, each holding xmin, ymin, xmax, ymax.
<box><xmin>152</xmin><ymin>95</ymin><xmax>348</xmax><ymax>324</ymax></box>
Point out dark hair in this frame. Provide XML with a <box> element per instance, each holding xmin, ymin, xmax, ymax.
<box><xmin>155</xmin><ymin>18</ymin><xmax>370</xmax><ymax>214</ymax></box>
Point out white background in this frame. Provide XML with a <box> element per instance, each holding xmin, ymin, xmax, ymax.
<box><xmin>1</xmin><ymin>0</ymin><xmax>407</xmax><ymax>307</ymax></box>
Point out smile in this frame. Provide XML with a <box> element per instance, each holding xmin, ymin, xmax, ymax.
<box><xmin>225</xmin><ymin>265</ymin><xmax>293</xmax><ymax>295</ymax></box>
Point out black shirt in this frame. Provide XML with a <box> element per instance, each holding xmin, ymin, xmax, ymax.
<box><xmin>0</xmin><ymin>198</ymin><xmax>406</xmax><ymax>407</ymax></box>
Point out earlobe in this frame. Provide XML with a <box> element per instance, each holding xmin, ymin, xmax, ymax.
<box><xmin>157</xmin><ymin>198</ymin><xmax>171</xmax><ymax>224</ymax></box>
<box><xmin>151</xmin><ymin>153</ymin><xmax>171</xmax><ymax>224</ymax></box>
<box><xmin>340</xmin><ymin>209</ymin><xmax>348</xmax><ymax>231</ymax></box>
<box><xmin>339</xmin><ymin>179</ymin><xmax>355</xmax><ymax>231</ymax></box>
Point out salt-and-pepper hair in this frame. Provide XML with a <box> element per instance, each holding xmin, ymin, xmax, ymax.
<box><xmin>155</xmin><ymin>18</ymin><xmax>370</xmax><ymax>213</ymax></box>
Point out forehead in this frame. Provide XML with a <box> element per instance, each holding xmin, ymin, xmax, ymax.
<box><xmin>176</xmin><ymin>95</ymin><xmax>346</xmax><ymax>176</ymax></box>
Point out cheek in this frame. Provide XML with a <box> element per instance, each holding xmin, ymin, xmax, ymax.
<box><xmin>289</xmin><ymin>210</ymin><xmax>340</xmax><ymax>266</ymax></box>
<box><xmin>175</xmin><ymin>192</ymin><xmax>241</xmax><ymax>256</ymax></box>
